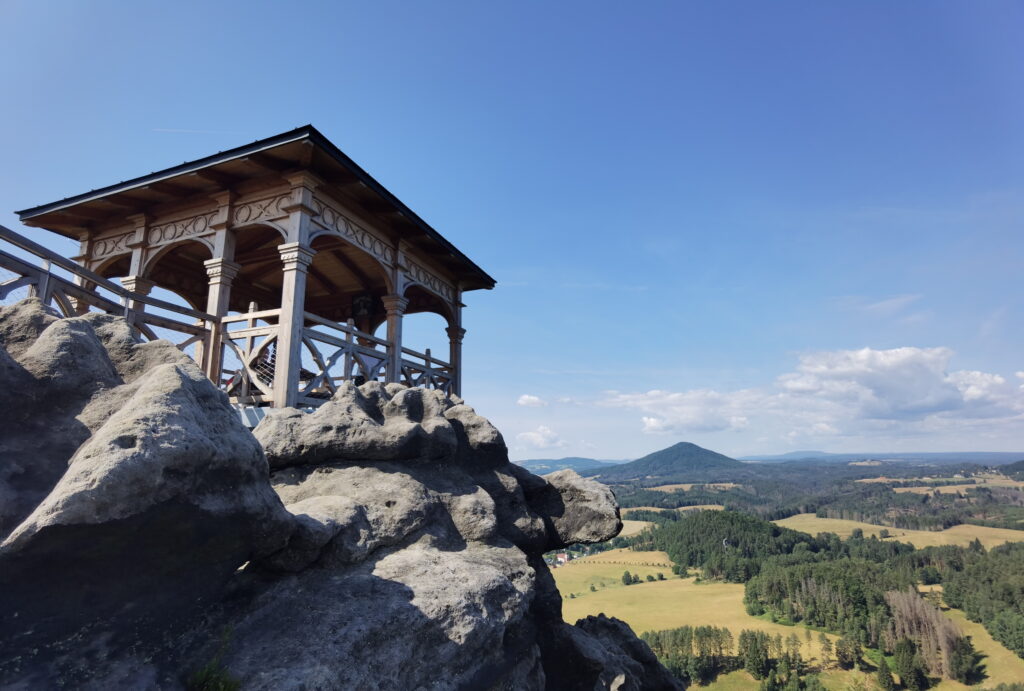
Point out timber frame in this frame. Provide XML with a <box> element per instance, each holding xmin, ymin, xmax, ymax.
<box><xmin>13</xmin><ymin>126</ymin><xmax>495</xmax><ymax>407</ymax></box>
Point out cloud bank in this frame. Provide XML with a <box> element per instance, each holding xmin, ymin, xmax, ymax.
<box><xmin>602</xmin><ymin>347</ymin><xmax>1023</xmax><ymax>443</ymax></box>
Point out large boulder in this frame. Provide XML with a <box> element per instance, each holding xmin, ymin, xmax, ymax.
<box><xmin>0</xmin><ymin>304</ymin><xmax>293</xmax><ymax>682</ymax></box>
<box><xmin>0</xmin><ymin>299</ymin><xmax>674</xmax><ymax>690</ymax></box>
<box><xmin>543</xmin><ymin>616</ymin><xmax>683</xmax><ymax>691</ymax></box>
<box><xmin>255</xmin><ymin>383</ymin><xmax>461</xmax><ymax>467</ymax></box>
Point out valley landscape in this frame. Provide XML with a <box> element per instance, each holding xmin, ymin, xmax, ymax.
<box><xmin>523</xmin><ymin>443</ymin><xmax>1024</xmax><ymax>689</ymax></box>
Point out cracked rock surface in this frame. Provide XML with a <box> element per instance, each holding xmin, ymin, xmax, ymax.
<box><xmin>0</xmin><ymin>299</ymin><xmax>678</xmax><ymax>690</ymax></box>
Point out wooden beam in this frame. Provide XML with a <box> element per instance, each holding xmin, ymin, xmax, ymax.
<box><xmin>61</xmin><ymin>207</ymin><xmax>113</xmax><ymax>221</ymax></box>
<box><xmin>188</xmin><ymin>169</ymin><xmax>240</xmax><ymax>187</ymax></box>
<box><xmin>329</xmin><ymin>248</ymin><xmax>373</xmax><ymax>290</ymax></box>
<box><xmin>236</xmin><ymin>246</ymin><xmax>285</xmax><ymax>264</ymax></box>
<box><xmin>243</xmin><ymin>152</ymin><xmax>290</xmax><ymax>173</ymax></box>
<box><xmin>148</xmin><ymin>181</ymin><xmax>195</xmax><ymax>198</ymax></box>
<box><xmin>307</xmin><ymin>264</ymin><xmax>339</xmax><ymax>295</ymax></box>
<box><xmin>102</xmin><ymin>194</ymin><xmax>151</xmax><ymax>209</ymax></box>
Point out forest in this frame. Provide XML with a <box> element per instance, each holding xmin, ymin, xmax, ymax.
<box><xmin>621</xmin><ymin>509</ymin><xmax>1024</xmax><ymax>686</ymax></box>
<box><xmin>614</xmin><ymin>465</ymin><xmax>1024</xmax><ymax>531</ymax></box>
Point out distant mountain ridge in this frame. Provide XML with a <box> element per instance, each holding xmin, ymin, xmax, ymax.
<box><xmin>740</xmin><ymin>451</ymin><xmax>1024</xmax><ymax>465</ymax></box>
<box><xmin>579</xmin><ymin>442</ymin><xmax>747</xmax><ymax>484</ymax></box>
<box><xmin>514</xmin><ymin>457</ymin><xmax>627</xmax><ymax>473</ymax></box>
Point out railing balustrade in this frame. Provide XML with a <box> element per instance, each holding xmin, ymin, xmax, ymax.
<box><xmin>0</xmin><ymin>224</ymin><xmax>213</xmax><ymax>357</ymax></box>
<box><xmin>1</xmin><ymin>224</ymin><xmax>455</xmax><ymax>408</ymax></box>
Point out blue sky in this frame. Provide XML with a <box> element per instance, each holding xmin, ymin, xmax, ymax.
<box><xmin>1</xmin><ymin>1</ymin><xmax>1022</xmax><ymax>459</ymax></box>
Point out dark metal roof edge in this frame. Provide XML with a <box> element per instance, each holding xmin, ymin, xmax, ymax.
<box><xmin>304</xmin><ymin>128</ymin><xmax>496</xmax><ymax>289</ymax></box>
<box><xmin>16</xmin><ymin>124</ymin><xmax>496</xmax><ymax>290</ymax></box>
<box><xmin>15</xmin><ymin>126</ymin><xmax>317</xmax><ymax>218</ymax></box>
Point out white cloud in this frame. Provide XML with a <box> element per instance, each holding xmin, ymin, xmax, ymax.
<box><xmin>517</xmin><ymin>425</ymin><xmax>567</xmax><ymax>449</ymax></box>
<box><xmin>603</xmin><ymin>388</ymin><xmax>762</xmax><ymax>434</ymax></box>
<box><xmin>601</xmin><ymin>346</ymin><xmax>1024</xmax><ymax>441</ymax></box>
<box><xmin>517</xmin><ymin>394</ymin><xmax>548</xmax><ymax>407</ymax></box>
<box><xmin>860</xmin><ymin>294</ymin><xmax>922</xmax><ymax>317</ymax></box>
<box><xmin>837</xmin><ymin>294</ymin><xmax>923</xmax><ymax>318</ymax></box>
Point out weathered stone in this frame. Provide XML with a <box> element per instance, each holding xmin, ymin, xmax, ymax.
<box><xmin>0</xmin><ymin>298</ymin><xmax>675</xmax><ymax>690</ymax></box>
<box><xmin>0</xmin><ymin>297</ymin><xmax>58</xmax><ymax>359</ymax></box>
<box><xmin>525</xmin><ymin>468</ymin><xmax>623</xmax><ymax>550</ymax></box>
<box><xmin>255</xmin><ymin>382</ymin><xmax>459</xmax><ymax>468</ymax></box>
<box><xmin>445</xmin><ymin>402</ymin><xmax>508</xmax><ymax>467</ymax></box>
<box><xmin>0</xmin><ymin>359</ymin><xmax>292</xmax><ymax>669</ymax></box>
<box><xmin>543</xmin><ymin>616</ymin><xmax>684</xmax><ymax>691</ymax></box>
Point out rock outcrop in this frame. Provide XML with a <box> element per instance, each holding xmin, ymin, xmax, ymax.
<box><xmin>0</xmin><ymin>298</ymin><xmax>680</xmax><ymax>690</ymax></box>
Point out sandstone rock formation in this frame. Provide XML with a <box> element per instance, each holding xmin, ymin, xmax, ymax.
<box><xmin>0</xmin><ymin>298</ymin><xmax>680</xmax><ymax>690</ymax></box>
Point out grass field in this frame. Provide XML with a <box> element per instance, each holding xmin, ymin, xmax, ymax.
<box><xmin>855</xmin><ymin>473</ymin><xmax>1024</xmax><ymax>495</ymax></box>
<box><xmin>774</xmin><ymin>513</ymin><xmax>1024</xmax><ymax>549</ymax></box>
<box><xmin>555</xmin><ymin>549</ymin><xmax>1024</xmax><ymax>689</ymax></box>
<box><xmin>894</xmin><ymin>477</ymin><xmax>1024</xmax><ymax>494</ymax></box>
<box><xmin>555</xmin><ymin>552</ymin><xmax>836</xmax><ymax>661</ymax></box>
<box><xmin>553</xmin><ymin>548</ymin><xmax>673</xmax><ymax>596</ymax></box>
<box><xmin>619</xmin><ymin>519</ymin><xmax>654</xmax><ymax>537</ymax></box>
<box><xmin>650</xmin><ymin>483</ymin><xmax>741</xmax><ymax>492</ymax></box>
<box><xmin>621</xmin><ymin>505</ymin><xmax>725</xmax><ymax>515</ymax></box>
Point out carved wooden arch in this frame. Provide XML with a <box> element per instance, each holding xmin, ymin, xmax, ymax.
<box><xmin>140</xmin><ymin>236</ymin><xmax>214</xmax><ymax>277</ymax></box>
<box><xmin>139</xmin><ymin>238</ymin><xmax>213</xmax><ymax>311</ymax></box>
<box><xmin>402</xmin><ymin>283</ymin><xmax>456</xmax><ymax>327</ymax></box>
<box><xmin>92</xmin><ymin>254</ymin><xmax>131</xmax><ymax>279</ymax></box>
<box><xmin>308</xmin><ymin>226</ymin><xmax>395</xmax><ymax>295</ymax></box>
<box><xmin>231</xmin><ymin>219</ymin><xmax>289</xmax><ymax>242</ymax></box>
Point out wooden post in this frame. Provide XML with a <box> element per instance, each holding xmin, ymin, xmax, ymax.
<box><xmin>273</xmin><ymin>242</ymin><xmax>315</xmax><ymax>408</ymax></box>
<box><xmin>121</xmin><ymin>275</ymin><xmax>153</xmax><ymax>312</ymax></box>
<box><xmin>344</xmin><ymin>318</ymin><xmax>355</xmax><ymax>383</ymax></box>
<box><xmin>202</xmin><ymin>258</ymin><xmax>240</xmax><ymax>384</ymax></box>
<box><xmin>381</xmin><ymin>294</ymin><xmax>408</xmax><ymax>385</ymax></box>
<box><xmin>446</xmin><ymin>325</ymin><xmax>466</xmax><ymax>397</ymax></box>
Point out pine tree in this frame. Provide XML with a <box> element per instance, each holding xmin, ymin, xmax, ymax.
<box><xmin>818</xmin><ymin>633</ymin><xmax>832</xmax><ymax>668</ymax></box>
<box><xmin>875</xmin><ymin>656</ymin><xmax>896</xmax><ymax>691</ymax></box>
<box><xmin>622</xmin><ymin>570</ymin><xmax>632</xmax><ymax>586</ymax></box>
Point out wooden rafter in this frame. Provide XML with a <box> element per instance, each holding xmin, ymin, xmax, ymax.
<box><xmin>329</xmin><ymin>248</ymin><xmax>374</xmax><ymax>290</ymax></box>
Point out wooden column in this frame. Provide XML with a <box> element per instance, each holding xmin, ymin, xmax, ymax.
<box><xmin>446</xmin><ymin>325</ymin><xmax>466</xmax><ymax>397</ymax></box>
<box><xmin>273</xmin><ymin>242</ymin><xmax>315</xmax><ymax>407</ymax></box>
<box><xmin>382</xmin><ymin>294</ymin><xmax>408</xmax><ymax>384</ymax></box>
<box><xmin>121</xmin><ymin>276</ymin><xmax>154</xmax><ymax>313</ymax></box>
<box><xmin>202</xmin><ymin>258</ymin><xmax>240</xmax><ymax>384</ymax></box>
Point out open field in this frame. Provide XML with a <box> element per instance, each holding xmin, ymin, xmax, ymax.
<box><xmin>895</xmin><ymin>477</ymin><xmax>1024</xmax><ymax>494</ymax></box>
<box><xmin>774</xmin><ymin>513</ymin><xmax>1024</xmax><ymax>549</ymax></box>
<box><xmin>856</xmin><ymin>473</ymin><xmax>1024</xmax><ymax>495</ymax></box>
<box><xmin>556</xmin><ymin>550</ymin><xmax>1024</xmax><ymax>689</ymax></box>
<box><xmin>552</xmin><ymin>549</ymin><xmax>673</xmax><ymax>596</ymax></box>
<box><xmin>555</xmin><ymin>553</ymin><xmax>836</xmax><ymax>660</ymax></box>
<box><xmin>621</xmin><ymin>505</ymin><xmax>724</xmax><ymax>515</ymax></box>
<box><xmin>649</xmin><ymin>483</ymin><xmax>740</xmax><ymax>493</ymax></box>
<box><xmin>619</xmin><ymin>520</ymin><xmax>654</xmax><ymax>537</ymax></box>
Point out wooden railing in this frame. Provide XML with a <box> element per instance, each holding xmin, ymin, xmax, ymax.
<box><xmin>297</xmin><ymin>312</ymin><xmax>391</xmax><ymax>405</ymax></box>
<box><xmin>0</xmin><ymin>224</ymin><xmax>213</xmax><ymax>355</ymax></box>
<box><xmin>218</xmin><ymin>307</ymin><xmax>282</xmax><ymax>404</ymax></box>
<box><xmin>1</xmin><ymin>224</ymin><xmax>455</xmax><ymax>408</ymax></box>
<box><xmin>400</xmin><ymin>345</ymin><xmax>453</xmax><ymax>394</ymax></box>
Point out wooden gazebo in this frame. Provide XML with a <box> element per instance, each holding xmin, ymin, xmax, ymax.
<box><xmin>14</xmin><ymin>126</ymin><xmax>495</xmax><ymax>408</ymax></box>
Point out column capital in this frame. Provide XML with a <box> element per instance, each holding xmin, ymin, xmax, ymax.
<box><xmin>278</xmin><ymin>242</ymin><xmax>316</xmax><ymax>269</ymax></box>
<box><xmin>204</xmin><ymin>258</ymin><xmax>241</xmax><ymax>282</ymax></box>
<box><xmin>382</xmin><ymin>294</ymin><xmax>409</xmax><ymax>315</ymax></box>
<box><xmin>446</xmin><ymin>326</ymin><xmax>466</xmax><ymax>344</ymax></box>
<box><xmin>121</xmin><ymin>275</ymin><xmax>154</xmax><ymax>295</ymax></box>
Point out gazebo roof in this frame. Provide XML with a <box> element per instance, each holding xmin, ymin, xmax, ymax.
<box><xmin>16</xmin><ymin>125</ymin><xmax>495</xmax><ymax>292</ymax></box>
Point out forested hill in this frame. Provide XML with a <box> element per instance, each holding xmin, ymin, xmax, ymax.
<box><xmin>515</xmin><ymin>457</ymin><xmax>624</xmax><ymax>473</ymax></box>
<box><xmin>1002</xmin><ymin>459</ymin><xmax>1024</xmax><ymax>479</ymax></box>
<box><xmin>580</xmin><ymin>441</ymin><xmax>747</xmax><ymax>483</ymax></box>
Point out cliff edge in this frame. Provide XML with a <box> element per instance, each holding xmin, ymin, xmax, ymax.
<box><xmin>0</xmin><ymin>298</ymin><xmax>679</xmax><ymax>690</ymax></box>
